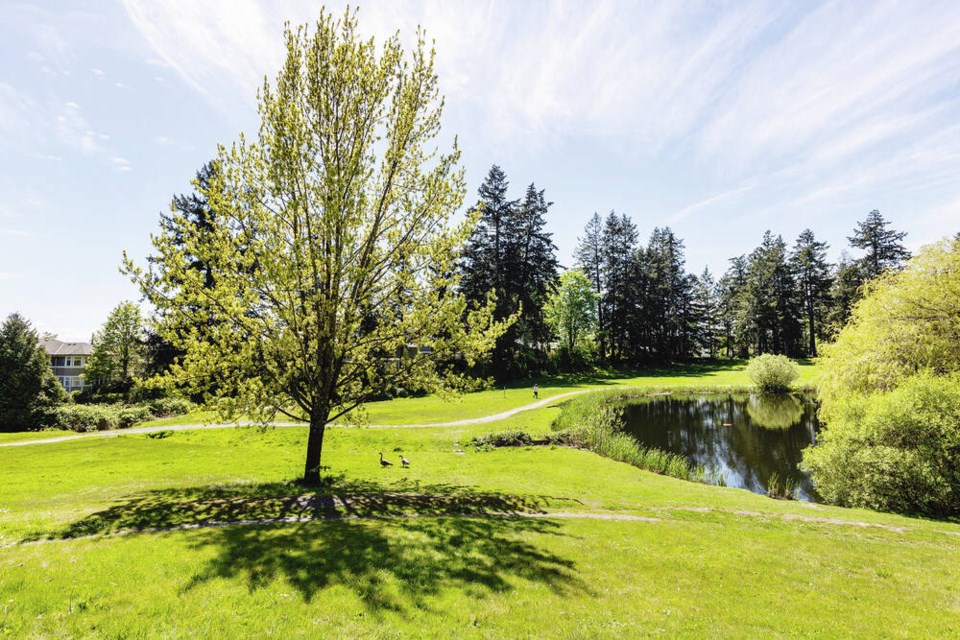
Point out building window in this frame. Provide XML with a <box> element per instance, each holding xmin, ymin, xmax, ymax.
<box><xmin>52</xmin><ymin>356</ymin><xmax>65</xmax><ymax>367</ymax></box>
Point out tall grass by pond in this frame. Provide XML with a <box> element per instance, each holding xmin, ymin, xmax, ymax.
<box><xmin>550</xmin><ymin>389</ymin><xmax>724</xmax><ymax>485</ymax></box>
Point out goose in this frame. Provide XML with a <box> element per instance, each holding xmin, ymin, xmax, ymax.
<box><xmin>379</xmin><ymin>452</ymin><xmax>393</xmax><ymax>467</ymax></box>
<box><xmin>400</xmin><ymin>455</ymin><xmax>410</xmax><ymax>468</ymax></box>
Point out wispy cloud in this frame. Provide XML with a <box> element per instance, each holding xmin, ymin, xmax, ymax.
<box><xmin>668</xmin><ymin>182</ymin><xmax>758</xmax><ymax>224</ymax></box>
<box><xmin>122</xmin><ymin>0</ymin><xmax>960</xmax><ymax>243</ymax></box>
<box><xmin>111</xmin><ymin>156</ymin><xmax>132</xmax><ymax>172</ymax></box>
<box><xmin>122</xmin><ymin>0</ymin><xmax>282</xmax><ymax>111</ymax></box>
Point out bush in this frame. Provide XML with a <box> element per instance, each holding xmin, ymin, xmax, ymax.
<box><xmin>745</xmin><ymin>354</ymin><xmax>799</xmax><ymax>393</ymax></box>
<box><xmin>803</xmin><ymin>372</ymin><xmax>960</xmax><ymax>517</ymax></box>
<box><xmin>118</xmin><ymin>405</ymin><xmax>153</xmax><ymax>428</ymax></box>
<box><xmin>146</xmin><ymin>397</ymin><xmax>193</xmax><ymax>418</ymax></box>
<box><xmin>472</xmin><ymin>430</ymin><xmax>536</xmax><ymax>449</ymax></box>
<box><xmin>55</xmin><ymin>404</ymin><xmax>121</xmax><ymax>432</ymax></box>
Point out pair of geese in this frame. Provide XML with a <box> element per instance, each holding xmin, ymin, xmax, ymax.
<box><xmin>379</xmin><ymin>452</ymin><xmax>410</xmax><ymax>468</ymax></box>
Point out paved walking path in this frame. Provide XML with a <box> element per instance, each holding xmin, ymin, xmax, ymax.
<box><xmin>0</xmin><ymin>390</ymin><xmax>590</xmax><ymax>448</ymax></box>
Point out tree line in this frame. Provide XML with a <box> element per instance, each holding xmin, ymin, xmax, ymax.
<box><xmin>457</xmin><ymin>167</ymin><xmax>913</xmax><ymax>378</ymax></box>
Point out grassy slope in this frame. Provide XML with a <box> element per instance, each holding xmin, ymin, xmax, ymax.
<box><xmin>2</xmin><ymin>362</ymin><xmax>959</xmax><ymax>638</ymax></box>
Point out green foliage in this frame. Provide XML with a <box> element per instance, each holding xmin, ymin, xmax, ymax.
<box><xmin>544</xmin><ymin>268</ymin><xmax>597</xmax><ymax>355</ymax></box>
<box><xmin>804</xmin><ymin>372</ymin><xmax>960</xmax><ymax>516</ymax></box>
<box><xmin>52</xmin><ymin>399</ymin><xmax>188</xmax><ymax>432</ymax></box>
<box><xmin>471</xmin><ymin>430</ymin><xmax>538</xmax><ymax>450</ymax></box>
<box><xmin>790</xmin><ymin>229</ymin><xmax>832</xmax><ymax>357</ymax></box>
<box><xmin>0</xmin><ymin>313</ymin><xmax>66</xmax><ymax>431</ymax></box>
<box><xmin>55</xmin><ymin>404</ymin><xmax>122</xmax><ymax>432</ymax></box>
<box><xmin>811</xmin><ymin>240</ymin><xmax>960</xmax><ymax>515</ymax></box>
<box><xmin>848</xmin><ymin>209</ymin><xmax>910</xmax><ymax>279</ymax></box>
<box><xmin>125</xmin><ymin>9</ymin><xmax>506</xmax><ymax>483</ymax></box>
<box><xmin>458</xmin><ymin>166</ymin><xmax>558</xmax><ymax>379</ymax></box>
<box><xmin>119</xmin><ymin>405</ymin><xmax>153</xmax><ymax>429</ymax></box>
<box><xmin>86</xmin><ymin>301</ymin><xmax>145</xmax><ymax>392</ymax></box>
<box><xmin>827</xmin><ymin>211</ymin><xmax>910</xmax><ymax>332</ymax></box>
<box><xmin>146</xmin><ymin>397</ymin><xmax>193</xmax><ymax>418</ymax></box>
<box><xmin>765</xmin><ymin>472</ymin><xmax>799</xmax><ymax>500</ymax></box>
<box><xmin>818</xmin><ymin>239</ymin><xmax>960</xmax><ymax>420</ymax></box>
<box><xmin>745</xmin><ymin>354</ymin><xmax>799</xmax><ymax>393</ymax></box>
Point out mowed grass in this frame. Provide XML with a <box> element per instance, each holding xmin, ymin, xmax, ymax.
<box><xmin>3</xmin><ymin>360</ymin><xmax>959</xmax><ymax>638</ymax></box>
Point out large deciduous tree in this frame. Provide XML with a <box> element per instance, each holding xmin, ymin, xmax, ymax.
<box><xmin>126</xmin><ymin>10</ymin><xmax>505</xmax><ymax>484</ymax></box>
<box><xmin>85</xmin><ymin>301</ymin><xmax>145</xmax><ymax>392</ymax></box>
<box><xmin>0</xmin><ymin>313</ymin><xmax>65</xmax><ymax>431</ymax></box>
<box><xmin>574</xmin><ymin>212</ymin><xmax>606</xmax><ymax>363</ymax></box>
<box><xmin>544</xmin><ymin>269</ymin><xmax>597</xmax><ymax>354</ymax></box>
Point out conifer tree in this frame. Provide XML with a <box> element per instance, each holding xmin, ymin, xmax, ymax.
<box><xmin>601</xmin><ymin>212</ymin><xmax>638</xmax><ymax>362</ymax></box>
<box><xmin>718</xmin><ymin>255</ymin><xmax>751</xmax><ymax>358</ymax></box>
<box><xmin>645</xmin><ymin>227</ymin><xmax>690</xmax><ymax>361</ymax></box>
<box><xmin>849</xmin><ymin>209</ymin><xmax>910</xmax><ymax>279</ymax></box>
<box><xmin>510</xmin><ymin>184</ymin><xmax>559</xmax><ymax>354</ymax></box>
<box><xmin>790</xmin><ymin>229</ymin><xmax>832</xmax><ymax>356</ymax></box>
<box><xmin>0</xmin><ymin>313</ymin><xmax>65</xmax><ymax>431</ymax></box>
<box><xmin>745</xmin><ymin>232</ymin><xmax>802</xmax><ymax>356</ymax></box>
<box><xmin>459</xmin><ymin>169</ymin><xmax>558</xmax><ymax>377</ymax></box>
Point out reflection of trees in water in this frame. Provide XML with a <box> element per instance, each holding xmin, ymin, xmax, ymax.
<box><xmin>746</xmin><ymin>394</ymin><xmax>803</xmax><ymax>429</ymax></box>
<box><xmin>621</xmin><ymin>394</ymin><xmax>820</xmax><ymax>500</ymax></box>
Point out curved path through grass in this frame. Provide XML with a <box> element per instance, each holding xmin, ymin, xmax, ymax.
<box><xmin>0</xmin><ymin>389</ymin><xmax>590</xmax><ymax>448</ymax></box>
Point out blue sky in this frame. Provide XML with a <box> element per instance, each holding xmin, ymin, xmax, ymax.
<box><xmin>2</xmin><ymin>1</ymin><xmax>958</xmax><ymax>341</ymax></box>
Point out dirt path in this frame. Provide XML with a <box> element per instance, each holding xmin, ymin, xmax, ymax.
<box><xmin>5</xmin><ymin>502</ymin><xmax>939</xmax><ymax>551</ymax></box>
<box><xmin>0</xmin><ymin>390</ymin><xmax>590</xmax><ymax>448</ymax></box>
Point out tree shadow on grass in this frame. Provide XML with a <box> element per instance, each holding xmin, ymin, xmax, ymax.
<box><xmin>527</xmin><ymin>359</ymin><xmax>750</xmax><ymax>389</ymax></box>
<box><xmin>44</xmin><ymin>477</ymin><xmax>589</xmax><ymax>611</ymax></box>
<box><xmin>183</xmin><ymin>513</ymin><xmax>583</xmax><ymax>612</ymax></box>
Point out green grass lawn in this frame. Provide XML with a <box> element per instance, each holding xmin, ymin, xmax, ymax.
<box><xmin>3</xmin><ymin>360</ymin><xmax>958</xmax><ymax>638</ymax></box>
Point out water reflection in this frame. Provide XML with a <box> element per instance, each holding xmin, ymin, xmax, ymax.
<box><xmin>746</xmin><ymin>394</ymin><xmax>804</xmax><ymax>429</ymax></box>
<box><xmin>620</xmin><ymin>393</ymin><xmax>820</xmax><ymax>501</ymax></box>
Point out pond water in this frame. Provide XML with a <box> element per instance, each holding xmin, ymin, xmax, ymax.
<box><xmin>620</xmin><ymin>393</ymin><xmax>821</xmax><ymax>501</ymax></box>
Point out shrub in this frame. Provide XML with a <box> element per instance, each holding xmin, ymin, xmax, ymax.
<box><xmin>146</xmin><ymin>397</ymin><xmax>193</xmax><ymax>418</ymax></box>
<box><xmin>118</xmin><ymin>405</ymin><xmax>153</xmax><ymax>428</ymax></box>
<box><xmin>472</xmin><ymin>430</ymin><xmax>536</xmax><ymax>450</ymax></box>
<box><xmin>55</xmin><ymin>404</ymin><xmax>121</xmax><ymax>432</ymax></box>
<box><xmin>803</xmin><ymin>372</ymin><xmax>960</xmax><ymax>517</ymax></box>
<box><xmin>745</xmin><ymin>354</ymin><xmax>799</xmax><ymax>393</ymax></box>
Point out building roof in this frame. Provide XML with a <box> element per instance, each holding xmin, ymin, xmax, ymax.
<box><xmin>43</xmin><ymin>339</ymin><xmax>93</xmax><ymax>356</ymax></box>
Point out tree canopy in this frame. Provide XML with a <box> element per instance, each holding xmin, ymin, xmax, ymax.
<box><xmin>457</xmin><ymin>166</ymin><xmax>558</xmax><ymax>378</ymax></box>
<box><xmin>544</xmin><ymin>269</ymin><xmax>597</xmax><ymax>355</ymax></box>
<box><xmin>805</xmin><ymin>237</ymin><xmax>960</xmax><ymax>515</ymax></box>
<box><xmin>86</xmin><ymin>301</ymin><xmax>145</xmax><ymax>392</ymax></box>
<box><xmin>126</xmin><ymin>9</ymin><xmax>506</xmax><ymax>483</ymax></box>
<box><xmin>0</xmin><ymin>313</ymin><xmax>65</xmax><ymax>431</ymax></box>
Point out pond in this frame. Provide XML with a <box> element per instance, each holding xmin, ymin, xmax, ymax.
<box><xmin>620</xmin><ymin>393</ymin><xmax>820</xmax><ymax>501</ymax></box>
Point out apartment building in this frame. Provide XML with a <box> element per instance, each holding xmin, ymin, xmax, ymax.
<box><xmin>43</xmin><ymin>339</ymin><xmax>93</xmax><ymax>392</ymax></box>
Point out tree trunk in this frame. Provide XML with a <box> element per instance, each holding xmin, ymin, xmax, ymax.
<box><xmin>303</xmin><ymin>413</ymin><xmax>327</xmax><ymax>485</ymax></box>
<box><xmin>807</xmin><ymin>299</ymin><xmax>817</xmax><ymax>357</ymax></box>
